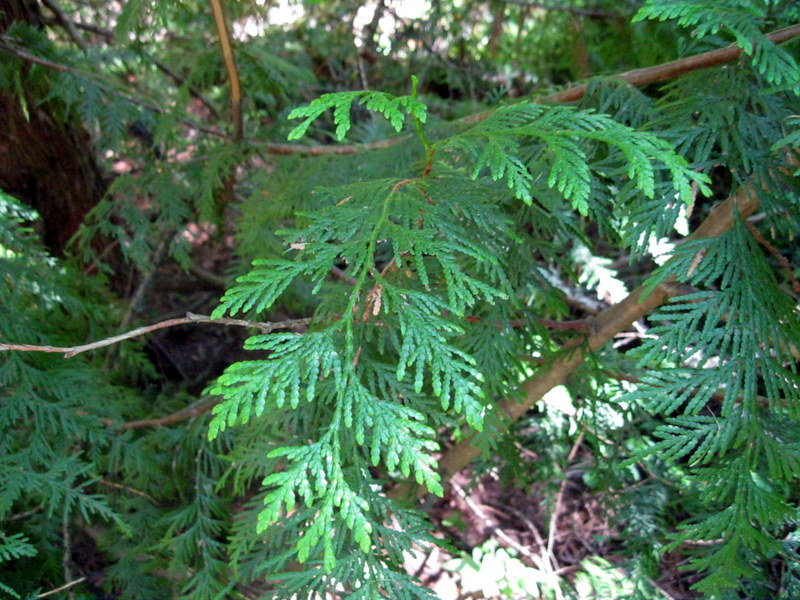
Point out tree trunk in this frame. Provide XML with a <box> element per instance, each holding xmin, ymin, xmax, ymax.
<box><xmin>0</xmin><ymin>0</ymin><xmax>106</xmax><ymax>255</ymax></box>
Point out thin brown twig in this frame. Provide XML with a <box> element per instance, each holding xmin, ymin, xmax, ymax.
<box><xmin>41</xmin><ymin>0</ymin><xmax>89</xmax><ymax>53</ymax></box>
<box><xmin>499</xmin><ymin>501</ymin><xmax>564</xmax><ymax>578</ymax></box>
<box><xmin>0</xmin><ymin>313</ymin><xmax>312</xmax><ymax>358</ymax></box>
<box><xmin>329</xmin><ymin>265</ymin><xmax>359</xmax><ymax>285</ymax></box>
<box><xmin>331</xmin><ymin>260</ymin><xmax>597</xmax><ymax>331</ymax></box>
<box><xmin>546</xmin><ymin>431</ymin><xmax>584</xmax><ymax>564</ymax></box>
<box><xmin>39</xmin><ymin>16</ymin><xmax>220</xmax><ymax>118</ymax></box>
<box><xmin>37</xmin><ymin>577</ymin><xmax>86</xmax><ymax>599</ymax></box>
<box><xmin>117</xmin><ymin>396</ymin><xmax>222</xmax><ymax>431</ymax></box>
<box><xmin>0</xmin><ymin>37</ymin><xmax>228</xmax><ymax>139</ymax></box>
<box><xmin>450</xmin><ymin>481</ymin><xmax>544</xmax><ymax>566</ymax></box>
<box><xmin>0</xmin><ymin>37</ymin><xmax>71</xmax><ymax>71</ymax></box>
<box><xmin>69</xmin><ymin>20</ymin><xmax>113</xmax><ymax>42</ymax></box>
<box><xmin>119</xmin><ymin>232</ymin><xmax>172</xmax><ymax>332</ymax></box>
<box><xmin>188</xmin><ymin>261</ymin><xmax>230</xmax><ymax>290</ymax></box>
<box><xmin>149</xmin><ymin>56</ymin><xmax>220</xmax><ymax>119</ymax></box>
<box><xmin>7</xmin><ymin>506</ymin><xmax>44</xmax><ymax>522</ymax></box>
<box><xmin>95</xmin><ymin>478</ymin><xmax>156</xmax><ymax>501</ymax></box>
<box><xmin>61</xmin><ymin>504</ymin><xmax>74</xmax><ymax>600</ymax></box>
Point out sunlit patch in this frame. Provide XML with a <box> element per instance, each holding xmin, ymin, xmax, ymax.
<box><xmin>181</xmin><ymin>222</ymin><xmax>218</xmax><ymax>246</ymax></box>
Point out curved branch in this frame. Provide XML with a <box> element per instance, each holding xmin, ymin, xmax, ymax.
<box><xmin>41</xmin><ymin>0</ymin><xmax>89</xmax><ymax>53</ymax></box>
<box><xmin>266</xmin><ymin>23</ymin><xmax>800</xmax><ymax>155</ymax></box>
<box><xmin>535</xmin><ymin>22</ymin><xmax>800</xmax><ymax>106</ymax></box>
<box><xmin>117</xmin><ymin>397</ymin><xmax>222</xmax><ymax>430</ymax></box>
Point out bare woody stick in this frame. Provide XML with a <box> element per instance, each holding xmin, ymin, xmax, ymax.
<box><xmin>0</xmin><ymin>313</ymin><xmax>312</xmax><ymax>359</ymax></box>
<box><xmin>390</xmin><ymin>186</ymin><xmax>761</xmax><ymax>501</ymax></box>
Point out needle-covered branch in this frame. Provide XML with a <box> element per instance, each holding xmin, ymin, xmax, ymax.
<box><xmin>393</xmin><ymin>186</ymin><xmax>761</xmax><ymax>500</ymax></box>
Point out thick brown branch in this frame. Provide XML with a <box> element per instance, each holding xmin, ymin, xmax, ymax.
<box><xmin>390</xmin><ymin>187</ymin><xmax>760</xmax><ymax>500</ymax></box>
<box><xmin>149</xmin><ymin>56</ymin><xmax>220</xmax><ymax>119</ymax></box>
<box><xmin>543</xmin><ymin>23</ymin><xmax>800</xmax><ymax>104</ymax></box>
<box><xmin>209</xmin><ymin>0</ymin><xmax>242</xmax><ymax>142</ymax></box>
<box><xmin>266</xmin><ymin>23</ymin><xmax>800</xmax><ymax>155</ymax></box>
<box><xmin>0</xmin><ymin>313</ymin><xmax>312</xmax><ymax>358</ymax></box>
<box><xmin>41</xmin><ymin>0</ymin><xmax>89</xmax><ymax>53</ymax></box>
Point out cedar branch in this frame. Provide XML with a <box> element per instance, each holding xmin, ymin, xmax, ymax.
<box><xmin>265</xmin><ymin>23</ymin><xmax>800</xmax><ymax>155</ymax></box>
<box><xmin>0</xmin><ymin>36</ymin><xmax>228</xmax><ymax>139</ymax></box>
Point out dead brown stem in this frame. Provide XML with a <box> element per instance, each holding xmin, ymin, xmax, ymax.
<box><xmin>117</xmin><ymin>397</ymin><xmax>222</xmax><ymax>431</ymax></box>
<box><xmin>0</xmin><ymin>313</ymin><xmax>312</xmax><ymax>358</ymax></box>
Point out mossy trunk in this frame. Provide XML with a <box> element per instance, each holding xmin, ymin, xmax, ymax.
<box><xmin>0</xmin><ymin>0</ymin><xmax>105</xmax><ymax>254</ymax></box>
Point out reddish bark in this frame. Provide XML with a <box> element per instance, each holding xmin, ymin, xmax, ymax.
<box><xmin>0</xmin><ymin>0</ymin><xmax>105</xmax><ymax>254</ymax></box>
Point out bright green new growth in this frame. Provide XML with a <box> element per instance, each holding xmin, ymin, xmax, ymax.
<box><xmin>441</xmin><ymin>103</ymin><xmax>708</xmax><ymax>214</ymax></box>
<box><xmin>287</xmin><ymin>76</ymin><xmax>427</xmax><ymax>142</ymax></box>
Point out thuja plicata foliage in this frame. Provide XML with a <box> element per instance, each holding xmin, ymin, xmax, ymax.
<box><xmin>0</xmin><ymin>0</ymin><xmax>799</xmax><ymax>599</ymax></box>
<box><xmin>213</xmin><ymin>29</ymin><xmax>799</xmax><ymax>598</ymax></box>
<box><xmin>210</xmin><ymin>74</ymin><xmax>714</xmax><ymax>597</ymax></box>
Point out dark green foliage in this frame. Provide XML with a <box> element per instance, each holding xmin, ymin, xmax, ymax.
<box><xmin>621</xmin><ymin>216</ymin><xmax>800</xmax><ymax>594</ymax></box>
<box><xmin>635</xmin><ymin>0</ymin><xmax>800</xmax><ymax>88</ymax></box>
<box><xmin>0</xmin><ymin>193</ymin><xmax>131</xmax><ymax>597</ymax></box>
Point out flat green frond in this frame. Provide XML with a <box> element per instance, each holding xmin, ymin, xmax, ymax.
<box><xmin>212</xmin><ymin>259</ymin><xmax>308</xmax><ymax>318</ymax></box>
<box><xmin>114</xmin><ymin>0</ymin><xmax>150</xmax><ymax>38</ymax></box>
<box><xmin>258</xmin><ymin>441</ymin><xmax>376</xmax><ymax>571</ymax></box>
<box><xmin>445</xmin><ymin>102</ymin><xmax>709</xmax><ymax>215</ymax></box>
<box><xmin>287</xmin><ymin>86</ymin><xmax>428</xmax><ymax>141</ymax></box>
<box><xmin>209</xmin><ymin>330</ymin><xmax>342</xmax><ymax>438</ymax></box>
<box><xmin>344</xmin><ymin>379</ymin><xmax>443</xmax><ymax>495</ymax></box>
<box><xmin>0</xmin><ymin>533</ymin><xmax>36</xmax><ymax>564</ymax></box>
<box><xmin>388</xmin><ymin>288</ymin><xmax>486</xmax><ymax>430</ymax></box>
<box><xmin>470</xmin><ymin>137</ymin><xmax>534</xmax><ymax>203</ymax></box>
